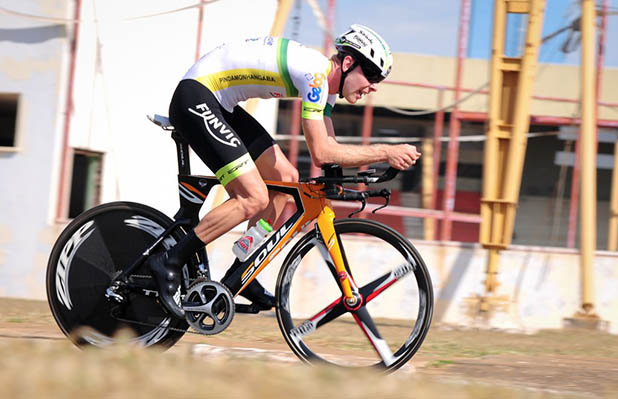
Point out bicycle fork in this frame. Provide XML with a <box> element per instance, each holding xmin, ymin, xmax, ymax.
<box><xmin>316</xmin><ymin>205</ymin><xmax>361</xmax><ymax>309</ymax></box>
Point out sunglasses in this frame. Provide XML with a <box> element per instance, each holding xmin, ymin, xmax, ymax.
<box><xmin>358</xmin><ymin>61</ymin><xmax>385</xmax><ymax>84</ymax></box>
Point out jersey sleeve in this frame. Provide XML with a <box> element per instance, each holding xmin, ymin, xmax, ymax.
<box><xmin>324</xmin><ymin>94</ymin><xmax>337</xmax><ymax>117</ymax></box>
<box><xmin>287</xmin><ymin>44</ymin><xmax>332</xmax><ymax>120</ymax></box>
<box><xmin>300</xmin><ymin>72</ymin><xmax>329</xmax><ymax>120</ymax></box>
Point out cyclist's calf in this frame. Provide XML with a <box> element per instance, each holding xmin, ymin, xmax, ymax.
<box><xmin>236</xmin><ymin>190</ymin><xmax>270</xmax><ymax>220</ymax></box>
<box><xmin>226</xmin><ymin>172</ymin><xmax>270</xmax><ymax>221</ymax></box>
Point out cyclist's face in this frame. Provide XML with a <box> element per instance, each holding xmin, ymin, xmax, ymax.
<box><xmin>341</xmin><ymin>60</ymin><xmax>378</xmax><ymax>104</ymax></box>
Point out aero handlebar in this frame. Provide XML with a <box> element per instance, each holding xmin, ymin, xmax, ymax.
<box><xmin>301</xmin><ymin>166</ymin><xmax>401</xmax><ymax>211</ymax></box>
<box><xmin>304</xmin><ymin>167</ymin><xmax>401</xmax><ymax>185</ymax></box>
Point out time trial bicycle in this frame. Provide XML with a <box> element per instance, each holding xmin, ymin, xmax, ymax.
<box><xmin>46</xmin><ymin>114</ymin><xmax>433</xmax><ymax>372</ymax></box>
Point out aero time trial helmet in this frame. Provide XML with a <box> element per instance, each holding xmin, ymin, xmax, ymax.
<box><xmin>335</xmin><ymin>24</ymin><xmax>393</xmax><ymax>84</ymax></box>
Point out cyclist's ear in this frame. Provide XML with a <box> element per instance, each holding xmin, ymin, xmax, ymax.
<box><xmin>342</xmin><ymin>55</ymin><xmax>356</xmax><ymax>73</ymax></box>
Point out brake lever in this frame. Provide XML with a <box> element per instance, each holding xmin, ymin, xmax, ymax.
<box><xmin>371</xmin><ymin>189</ymin><xmax>391</xmax><ymax>214</ymax></box>
<box><xmin>348</xmin><ymin>196</ymin><xmax>367</xmax><ymax>218</ymax></box>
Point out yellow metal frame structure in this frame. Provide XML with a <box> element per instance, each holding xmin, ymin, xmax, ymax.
<box><xmin>479</xmin><ymin>0</ymin><xmax>546</xmax><ymax>307</ymax></box>
<box><xmin>577</xmin><ymin>0</ymin><xmax>598</xmax><ymax>314</ymax></box>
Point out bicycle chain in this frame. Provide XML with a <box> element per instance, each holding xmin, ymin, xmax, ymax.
<box><xmin>111</xmin><ymin>275</ymin><xmax>205</xmax><ymax>336</ymax></box>
<box><xmin>112</xmin><ymin>313</ymin><xmax>196</xmax><ymax>335</ymax></box>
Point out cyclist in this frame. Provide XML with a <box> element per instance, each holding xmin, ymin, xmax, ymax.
<box><xmin>148</xmin><ymin>24</ymin><xmax>421</xmax><ymax>319</ymax></box>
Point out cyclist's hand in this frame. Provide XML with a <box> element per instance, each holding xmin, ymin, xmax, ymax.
<box><xmin>386</xmin><ymin>144</ymin><xmax>421</xmax><ymax>170</ymax></box>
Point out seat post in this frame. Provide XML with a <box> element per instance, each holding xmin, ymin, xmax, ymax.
<box><xmin>171</xmin><ymin>131</ymin><xmax>191</xmax><ymax>175</ymax></box>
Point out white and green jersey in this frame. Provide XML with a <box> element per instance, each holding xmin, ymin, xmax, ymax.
<box><xmin>182</xmin><ymin>36</ymin><xmax>337</xmax><ymax>120</ymax></box>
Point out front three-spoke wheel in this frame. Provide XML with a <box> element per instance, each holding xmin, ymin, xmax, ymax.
<box><xmin>275</xmin><ymin>219</ymin><xmax>433</xmax><ymax>372</ymax></box>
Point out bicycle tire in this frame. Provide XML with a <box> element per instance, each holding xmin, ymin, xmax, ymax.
<box><xmin>275</xmin><ymin>219</ymin><xmax>433</xmax><ymax>372</ymax></box>
<box><xmin>46</xmin><ymin>201</ymin><xmax>196</xmax><ymax>349</ymax></box>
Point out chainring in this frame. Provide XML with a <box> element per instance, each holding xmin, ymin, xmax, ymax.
<box><xmin>183</xmin><ymin>278</ymin><xmax>235</xmax><ymax>335</ymax></box>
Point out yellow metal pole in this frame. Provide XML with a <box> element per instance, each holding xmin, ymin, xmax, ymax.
<box><xmin>502</xmin><ymin>0</ymin><xmax>545</xmax><ymax>243</ymax></box>
<box><xmin>244</xmin><ymin>0</ymin><xmax>294</xmax><ymax>116</ymax></box>
<box><xmin>479</xmin><ymin>0</ymin><xmax>545</xmax><ymax>311</ymax></box>
<box><xmin>480</xmin><ymin>0</ymin><xmax>506</xmax><ymax>248</ymax></box>
<box><xmin>482</xmin><ymin>249</ymin><xmax>501</xmax><ymax>308</ymax></box>
<box><xmin>270</xmin><ymin>0</ymin><xmax>294</xmax><ymax>36</ymax></box>
<box><xmin>479</xmin><ymin>0</ymin><xmax>506</xmax><ymax>301</ymax></box>
<box><xmin>579</xmin><ymin>0</ymin><xmax>597</xmax><ymax>313</ymax></box>
<box><xmin>610</xmin><ymin>142</ymin><xmax>618</xmax><ymax>251</ymax></box>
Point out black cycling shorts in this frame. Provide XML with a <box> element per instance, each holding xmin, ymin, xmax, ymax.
<box><xmin>169</xmin><ymin>79</ymin><xmax>276</xmax><ymax>186</ymax></box>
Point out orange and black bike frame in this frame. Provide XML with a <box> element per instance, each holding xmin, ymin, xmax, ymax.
<box><xmin>169</xmin><ymin>131</ymin><xmax>359</xmax><ymax>304</ymax></box>
<box><xmin>175</xmin><ymin>175</ymin><xmax>358</xmax><ymax>303</ymax></box>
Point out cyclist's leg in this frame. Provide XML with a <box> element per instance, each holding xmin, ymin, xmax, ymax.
<box><xmin>251</xmin><ymin>144</ymin><xmax>299</xmax><ymax>227</ymax></box>
<box><xmin>193</xmin><ymin>171</ymin><xmax>268</xmax><ymax>244</ymax></box>
<box><xmin>148</xmin><ymin>170</ymin><xmax>268</xmax><ymax>317</ymax></box>
<box><xmin>169</xmin><ymin>79</ymin><xmax>270</xmax><ymax>236</ymax></box>
<box><xmin>148</xmin><ymin>79</ymin><xmax>268</xmax><ymax>318</ymax></box>
<box><xmin>224</xmin><ymin>104</ymin><xmax>299</xmax><ymax>227</ymax></box>
<box><xmin>199</xmin><ymin>170</ymin><xmax>275</xmax><ymax>309</ymax></box>
<box><xmin>217</xmin><ymin>105</ymin><xmax>298</xmax><ymax>309</ymax></box>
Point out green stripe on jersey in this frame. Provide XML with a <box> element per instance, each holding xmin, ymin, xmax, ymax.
<box><xmin>277</xmin><ymin>38</ymin><xmax>299</xmax><ymax>98</ymax></box>
<box><xmin>324</xmin><ymin>103</ymin><xmax>333</xmax><ymax>117</ymax></box>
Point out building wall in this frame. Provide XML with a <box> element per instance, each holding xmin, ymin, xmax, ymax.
<box><xmin>0</xmin><ymin>0</ymin><xmax>279</xmax><ymax>298</ymax></box>
<box><xmin>0</xmin><ymin>0</ymin><xmax>70</xmax><ymax>297</ymax></box>
<box><xmin>69</xmin><ymin>0</ymin><xmax>279</xmax><ymax>217</ymax></box>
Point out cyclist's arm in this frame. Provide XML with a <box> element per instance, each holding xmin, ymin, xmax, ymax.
<box><xmin>293</xmin><ymin>52</ymin><xmax>419</xmax><ymax>169</ymax></box>
<box><xmin>324</xmin><ymin>115</ymin><xmax>336</xmax><ymax>138</ymax></box>
<box><xmin>302</xmin><ymin>119</ymin><xmax>419</xmax><ymax>169</ymax></box>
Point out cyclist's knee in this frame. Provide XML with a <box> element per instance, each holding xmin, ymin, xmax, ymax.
<box><xmin>280</xmin><ymin>166</ymin><xmax>299</xmax><ymax>183</ymax></box>
<box><xmin>224</xmin><ymin>168</ymin><xmax>269</xmax><ymax>220</ymax></box>
<box><xmin>239</xmin><ymin>190</ymin><xmax>269</xmax><ymax>219</ymax></box>
<box><xmin>288</xmin><ymin>167</ymin><xmax>300</xmax><ymax>183</ymax></box>
<box><xmin>255</xmin><ymin>145</ymin><xmax>299</xmax><ymax>183</ymax></box>
<box><xmin>269</xmin><ymin>162</ymin><xmax>299</xmax><ymax>183</ymax></box>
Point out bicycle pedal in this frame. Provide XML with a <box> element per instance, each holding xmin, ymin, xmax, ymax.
<box><xmin>234</xmin><ymin>303</ymin><xmax>261</xmax><ymax>314</ymax></box>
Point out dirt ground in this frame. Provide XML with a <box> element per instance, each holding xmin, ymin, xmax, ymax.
<box><xmin>2</xmin><ymin>297</ymin><xmax>618</xmax><ymax>398</ymax></box>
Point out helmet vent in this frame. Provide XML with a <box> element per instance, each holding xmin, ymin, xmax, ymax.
<box><xmin>370</xmin><ymin>48</ymin><xmax>375</xmax><ymax>58</ymax></box>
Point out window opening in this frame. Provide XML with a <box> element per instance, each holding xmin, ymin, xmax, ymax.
<box><xmin>0</xmin><ymin>93</ymin><xmax>19</xmax><ymax>148</ymax></box>
<box><xmin>68</xmin><ymin>150</ymin><xmax>103</xmax><ymax>218</ymax></box>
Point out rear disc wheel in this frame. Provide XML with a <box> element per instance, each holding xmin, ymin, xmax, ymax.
<box><xmin>46</xmin><ymin>201</ymin><xmax>196</xmax><ymax>349</ymax></box>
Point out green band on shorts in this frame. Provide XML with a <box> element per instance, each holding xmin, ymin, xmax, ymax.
<box><xmin>215</xmin><ymin>153</ymin><xmax>256</xmax><ymax>187</ymax></box>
